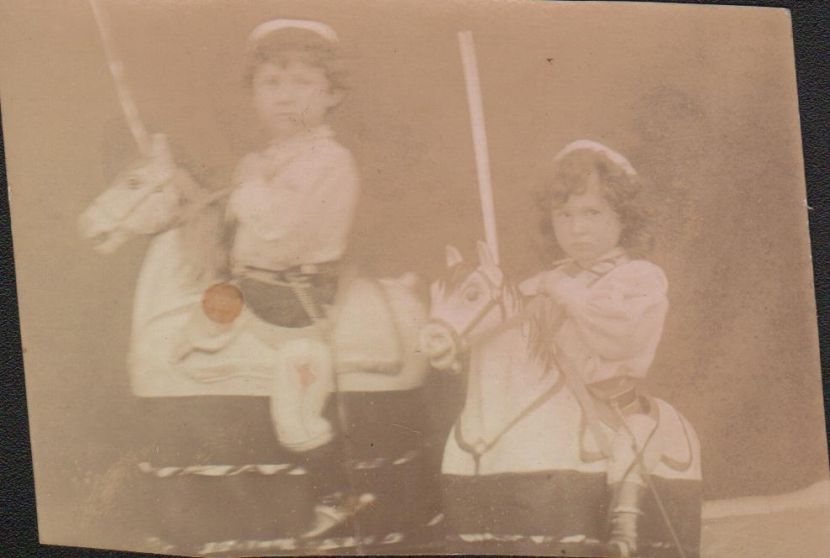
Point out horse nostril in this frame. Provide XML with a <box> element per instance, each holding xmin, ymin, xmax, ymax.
<box><xmin>419</xmin><ymin>326</ymin><xmax>455</xmax><ymax>363</ymax></box>
<box><xmin>427</xmin><ymin>337</ymin><xmax>449</xmax><ymax>355</ymax></box>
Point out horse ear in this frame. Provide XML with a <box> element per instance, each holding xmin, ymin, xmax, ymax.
<box><xmin>445</xmin><ymin>244</ymin><xmax>463</xmax><ymax>269</ymax></box>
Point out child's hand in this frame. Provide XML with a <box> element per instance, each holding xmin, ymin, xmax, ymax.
<box><xmin>519</xmin><ymin>270</ymin><xmax>555</xmax><ymax>297</ymax></box>
<box><xmin>540</xmin><ymin>273</ymin><xmax>586</xmax><ymax>306</ymax></box>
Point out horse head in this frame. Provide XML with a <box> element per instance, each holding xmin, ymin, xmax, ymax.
<box><xmin>78</xmin><ymin>134</ymin><xmax>189</xmax><ymax>253</ymax></box>
<box><xmin>420</xmin><ymin>240</ymin><xmax>517</xmax><ymax>372</ymax></box>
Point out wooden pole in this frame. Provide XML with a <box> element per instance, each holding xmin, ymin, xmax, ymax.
<box><xmin>89</xmin><ymin>0</ymin><xmax>152</xmax><ymax>156</ymax></box>
<box><xmin>458</xmin><ymin>30</ymin><xmax>500</xmax><ymax>264</ymax></box>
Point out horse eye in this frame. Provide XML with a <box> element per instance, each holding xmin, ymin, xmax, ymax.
<box><xmin>465</xmin><ymin>288</ymin><xmax>480</xmax><ymax>302</ymax></box>
<box><xmin>126</xmin><ymin>174</ymin><xmax>143</xmax><ymax>189</ymax></box>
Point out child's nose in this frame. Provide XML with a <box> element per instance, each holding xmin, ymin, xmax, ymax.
<box><xmin>571</xmin><ymin>216</ymin><xmax>590</xmax><ymax>234</ymax></box>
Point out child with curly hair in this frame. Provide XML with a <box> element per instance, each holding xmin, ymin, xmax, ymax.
<box><xmin>521</xmin><ymin>140</ymin><xmax>670</xmax><ymax>557</ymax></box>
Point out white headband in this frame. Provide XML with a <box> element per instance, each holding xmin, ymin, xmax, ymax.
<box><xmin>247</xmin><ymin>19</ymin><xmax>339</xmax><ymax>46</ymax></box>
<box><xmin>554</xmin><ymin>139</ymin><xmax>637</xmax><ymax>177</ymax></box>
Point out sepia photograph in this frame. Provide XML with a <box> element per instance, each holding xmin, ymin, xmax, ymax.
<box><xmin>0</xmin><ymin>1</ymin><xmax>828</xmax><ymax>557</ymax></box>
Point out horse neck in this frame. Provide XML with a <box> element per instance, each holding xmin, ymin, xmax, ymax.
<box><xmin>181</xmin><ymin>202</ymin><xmax>229</xmax><ymax>272</ymax></box>
<box><xmin>469</xmin><ymin>284</ymin><xmax>542</xmax><ymax>377</ymax></box>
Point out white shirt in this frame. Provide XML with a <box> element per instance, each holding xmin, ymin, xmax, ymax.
<box><xmin>228</xmin><ymin>125</ymin><xmax>359</xmax><ymax>272</ymax></box>
<box><xmin>520</xmin><ymin>249</ymin><xmax>669</xmax><ymax>385</ymax></box>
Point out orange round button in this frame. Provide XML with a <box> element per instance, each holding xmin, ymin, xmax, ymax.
<box><xmin>202</xmin><ymin>282</ymin><xmax>244</xmax><ymax>324</ymax></box>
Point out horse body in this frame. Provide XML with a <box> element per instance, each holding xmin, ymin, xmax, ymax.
<box><xmin>422</xmin><ymin>242</ymin><xmax>702</xmax><ymax>556</ymax></box>
<box><xmin>81</xmin><ymin>161</ymin><xmax>430</xmax><ymax>398</ymax></box>
<box><xmin>125</xmin><ymin>226</ymin><xmax>428</xmax><ymax>398</ymax></box>
<box><xmin>438</xmin><ymin>290</ymin><xmax>590</xmax><ymax>477</ymax></box>
<box><xmin>79</xmin><ymin>158</ymin><xmax>438</xmax><ymax>552</ymax></box>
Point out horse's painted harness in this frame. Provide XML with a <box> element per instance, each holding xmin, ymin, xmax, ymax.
<box><xmin>429</xmin><ymin>269</ymin><xmax>567</xmax><ymax>475</ymax></box>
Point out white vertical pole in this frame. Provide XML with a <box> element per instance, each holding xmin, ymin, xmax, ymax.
<box><xmin>89</xmin><ymin>0</ymin><xmax>152</xmax><ymax>156</ymax></box>
<box><xmin>458</xmin><ymin>30</ymin><xmax>500</xmax><ymax>264</ymax></box>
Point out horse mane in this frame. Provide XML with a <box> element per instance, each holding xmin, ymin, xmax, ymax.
<box><xmin>523</xmin><ymin>287</ymin><xmax>563</xmax><ymax>371</ymax></box>
<box><xmin>435</xmin><ymin>263</ymin><xmax>564</xmax><ymax>373</ymax></box>
<box><xmin>173</xmin><ymin>171</ymin><xmax>233</xmax><ymax>283</ymax></box>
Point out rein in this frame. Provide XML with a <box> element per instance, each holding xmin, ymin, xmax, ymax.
<box><xmin>455</xmin><ymin>372</ymin><xmax>565</xmax><ymax>475</ymax></box>
<box><xmin>443</xmin><ymin>277</ymin><xmax>688</xmax><ymax>558</ymax></box>
<box><xmin>466</xmin><ymin>295</ymin><xmax>544</xmax><ymax>348</ymax></box>
<box><xmin>440</xmin><ymin>281</ymin><xmax>613</xmax><ymax>469</ymax></box>
<box><xmin>457</xmin><ymin>269</ymin><xmax>509</xmax><ymax>343</ymax></box>
<box><xmin>433</xmin><ymin>270</ymin><xmax>541</xmax><ymax>354</ymax></box>
<box><xmin>447</xmin><ymin>289</ymin><xmax>560</xmax><ymax>473</ymax></box>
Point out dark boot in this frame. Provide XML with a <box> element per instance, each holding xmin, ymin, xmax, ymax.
<box><xmin>298</xmin><ymin>441</ymin><xmax>375</xmax><ymax>539</ymax></box>
<box><xmin>607</xmin><ymin>481</ymin><xmax>647</xmax><ymax>557</ymax></box>
<box><xmin>299</xmin><ymin>441</ymin><xmax>346</xmax><ymax>502</ymax></box>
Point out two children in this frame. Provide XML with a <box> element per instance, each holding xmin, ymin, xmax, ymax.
<box><xmin>131</xmin><ymin>16</ymin><xmax>673</xmax><ymax>553</ymax></box>
<box><xmin>521</xmin><ymin>139</ymin><xmax>670</xmax><ymax>557</ymax></box>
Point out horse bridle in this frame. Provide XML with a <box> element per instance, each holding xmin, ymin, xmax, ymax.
<box><xmin>429</xmin><ymin>268</ymin><xmax>689</xmax><ymax>558</ymax></box>
<box><xmin>427</xmin><ymin>268</ymin><xmax>508</xmax><ymax>359</ymax></box>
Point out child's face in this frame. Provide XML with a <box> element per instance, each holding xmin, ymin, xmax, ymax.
<box><xmin>252</xmin><ymin>56</ymin><xmax>342</xmax><ymax>139</ymax></box>
<box><xmin>551</xmin><ymin>176</ymin><xmax>622</xmax><ymax>264</ymax></box>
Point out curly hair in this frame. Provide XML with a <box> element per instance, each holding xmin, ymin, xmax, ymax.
<box><xmin>242</xmin><ymin>28</ymin><xmax>348</xmax><ymax>92</ymax></box>
<box><xmin>537</xmin><ymin>146</ymin><xmax>654</xmax><ymax>260</ymax></box>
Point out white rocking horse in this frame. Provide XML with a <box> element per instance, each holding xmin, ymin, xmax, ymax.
<box><xmin>79</xmin><ymin>136</ymin><xmax>429</xmax><ymax>441</ymax></box>
<box><xmin>78</xmin><ymin>137</ymin><xmax>436</xmax><ymax>551</ymax></box>
<box><xmin>420</xmin><ymin>241</ymin><xmax>703</xmax><ymax>558</ymax></box>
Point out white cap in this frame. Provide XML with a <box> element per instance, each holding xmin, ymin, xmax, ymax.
<box><xmin>553</xmin><ymin>139</ymin><xmax>637</xmax><ymax>177</ymax></box>
<box><xmin>247</xmin><ymin>19</ymin><xmax>339</xmax><ymax>46</ymax></box>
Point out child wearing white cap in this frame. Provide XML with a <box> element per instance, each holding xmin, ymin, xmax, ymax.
<box><xmin>230</xmin><ymin>18</ymin><xmax>364</xmax><ymax>538</ymax></box>
<box><xmin>230</xmin><ymin>19</ymin><xmax>357</xmax><ymax>284</ymax></box>
<box><xmin>520</xmin><ymin>140</ymin><xmax>670</xmax><ymax>557</ymax></box>
<box><xmin>133</xmin><ymin>19</ymin><xmax>364</xmax><ymax>546</ymax></box>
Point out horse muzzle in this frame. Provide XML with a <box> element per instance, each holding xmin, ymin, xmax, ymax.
<box><xmin>419</xmin><ymin>321</ymin><xmax>463</xmax><ymax>373</ymax></box>
<box><xmin>78</xmin><ymin>209</ymin><xmax>128</xmax><ymax>254</ymax></box>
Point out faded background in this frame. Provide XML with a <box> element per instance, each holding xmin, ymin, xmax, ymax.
<box><xmin>1</xmin><ymin>0</ymin><xmax>827</xmax><ymax>550</ymax></box>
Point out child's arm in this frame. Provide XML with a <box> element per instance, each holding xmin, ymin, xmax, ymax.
<box><xmin>547</xmin><ymin>261</ymin><xmax>668</xmax><ymax>361</ymax></box>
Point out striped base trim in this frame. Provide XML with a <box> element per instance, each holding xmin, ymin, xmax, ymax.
<box><xmin>138</xmin><ymin>462</ymin><xmax>306</xmax><ymax>477</ymax></box>
<box><xmin>137</xmin><ymin>449</ymin><xmax>420</xmax><ymax>478</ymax></box>
<box><xmin>449</xmin><ymin>532</ymin><xmax>601</xmax><ymax>544</ymax></box>
<box><xmin>197</xmin><ymin>532</ymin><xmax>408</xmax><ymax>555</ymax></box>
<box><xmin>447</xmin><ymin>533</ymin><xmax>694</xmax><ymax>557</ymax></box>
